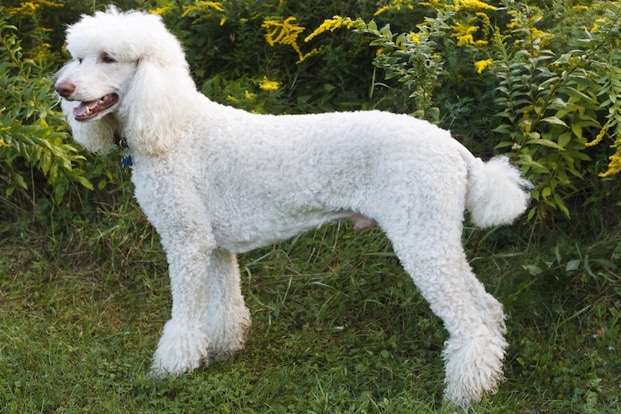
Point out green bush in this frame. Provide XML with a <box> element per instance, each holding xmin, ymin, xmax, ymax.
<box><xmin>0</xmin><ymin>3</ymin><xmax>134</xmax><ymax>226</ymax></box>
<box><xmin>2</xmin><ymin>0</ymin><xmax>621</xmax><ymax>231</ymax></box>
<box><xmin>328</xmin><ymin>0</ymin><xmax>621</xmax><ymax>226</ymax></box>
<box><xmin>0</xmin><ymin>8</ymin><xmax>91</xmax><ymax>208</ymax></box>
<box><xmin>490</xmin><ymin>1</ymin><xmax>621</xmax><ymax>223</ymax></box>
<box><xmin>153</xmin><ymin>0</ymin><xmax>378</xmax><ymax>114</ymax></box>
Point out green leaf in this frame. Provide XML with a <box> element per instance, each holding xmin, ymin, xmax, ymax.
<box><xmin>526</xmin><ymin>138</ymin><xmax>566</xmax><ymax>150</ymax></box>
<box><xmin>541</xmin><ymin>116</ymin><xmax>568</xmax><ymax>127</ymax></box>
<box><xmin>552</xmin><ymin>191</ymin><xmax>570</xmax><ymax>217</ymax></box>
<box><xmin>558</xmin><ymin>132</ymin><xmax>572</xmax><ymax>148</ymax></box>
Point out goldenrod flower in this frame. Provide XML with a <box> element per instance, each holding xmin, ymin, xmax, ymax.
<box><xmin>374</xmin><ymin>0</ymin><xmax>415</xmax><ymax>16</ymax></box>
<box><xmin>263</xmin><ymin>16</ymin><xmax>307</xmax><ymax>62</ymax></box>
<box><xmin>182</xmin><ymin>1</ymin><xmax>225</xmax><ymax>18</ymax></box>
<box><xmin>408</xmin><ymin>32</ymin><xmax>421</xmax><ymax>44</ymax></box>
<box><xmin>506</xmin><ymin>20</ymin><xmax>519</xmax><ymax>30</ymax></box>
<box><xmin>198</xmin><ymin>1</ymin><xmax>224</xmax><ymax>12</ymax></box>
<box><xmin>7</xmin><ymin>0</ymin><xmax>62</xmax><ymax>17</ymax></box>
<box><xmin>420</xmin><ymin>0</ymin><xmax>440</xmax><ymax>7</ymax></box>
<box><xmin>474</xmin><ymin>59</ymin><xmax>493</xmax><ymax>74</ymax></box>
<box><xmin>149</xmin><ymin>7</ymin><xmax>170</xmax><ymax>16</ymax></box>
<box><xmin>475</xmin><ymin>12</ymin><xmax>491</xmax><ymax>28</ymax></box>
<box><xmin>591</xmin><ymin>18</ymin><xmax>607</xmax><ymax>33</ymax></box>
<box><xmin>530</xmin><ymin>27</ymin><xmax>554</xmax><ymax>46</ymax></box>
<box><xmin>586</xmin><ymin>128</ymin><xmax>607</xmax><ymax>147</ymax></box>
<box><xmin>455</xmin><ymin>0</ymin><xmax>496</xmax><ymax>12</ymax></box>
<box><xmin>374</xmin><ymin>6</ymin><xmax>390</xmax><ymax>16</ymax></box>
<box><xmin>599</xmin><ymin>136</ymin><xmax>621</xmax><ymax>177</ymax></box>
<box><xmin>259</xmin><ymin>77</ymin><xmax>280</xmax><ymax>92</ymax></box>
<box><xmin>451</xmin><ymin>21</ymin><xmax>488</xmax><ymax>47</ymax></box>
<box><xmin>304</xmin><ymin>16</ymin><xmax>355</xmax><ymax>42</ymax></box>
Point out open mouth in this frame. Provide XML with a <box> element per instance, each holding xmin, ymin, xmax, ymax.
<box><xmin>73</xmin><ymin>93</ymin><xmax>119</xmax><ymax>121</ymax></box>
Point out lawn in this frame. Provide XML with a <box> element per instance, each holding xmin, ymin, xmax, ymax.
<box><xmin>1</xmin><ymin>199</ymin><xmax>619</xmax><ymax>413</ymax></box>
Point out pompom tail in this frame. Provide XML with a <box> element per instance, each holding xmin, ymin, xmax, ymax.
<box><xmin>466</xmin><ymin>156</ymin><xmax>532</xmax><ymax>228</ymax></box>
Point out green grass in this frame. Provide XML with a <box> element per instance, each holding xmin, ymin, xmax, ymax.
<box><xmin>1</xmin><ymin>200</ymin><xmax>620</xmax><ymax>413</ymax></box>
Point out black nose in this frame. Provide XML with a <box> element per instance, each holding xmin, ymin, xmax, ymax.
<box><xmin>55</xmin><ymin>79</ymin><xmax>75</xmax><ymax>98</ymax></box>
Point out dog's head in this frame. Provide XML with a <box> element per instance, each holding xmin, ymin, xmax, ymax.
<box><xmin>55</xmin><ymin>6</ymin><xmax>196</xmax><ymax>155</ymax></box>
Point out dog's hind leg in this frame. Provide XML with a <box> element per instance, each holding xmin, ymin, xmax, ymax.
<box><xmin>388</xmin><ymin>226</ymin><xmax>507</xmax><ymax>409</ymax></box>
<box><xmin>462</xmin><ymin>267</ymin><xmax>507</xmax><ymax>340</ymax></box>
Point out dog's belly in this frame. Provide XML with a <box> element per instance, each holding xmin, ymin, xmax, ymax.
<box><xmin>212</xmin><ymin>209</ymin><xmax>361</xmax><ymax>253</ymax></box>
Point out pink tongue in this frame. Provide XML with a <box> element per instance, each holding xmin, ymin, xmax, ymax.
<box><xmin>73</xmin><ymin>100</ymin><xmax>99</xmax><ymax>117</ymax></box>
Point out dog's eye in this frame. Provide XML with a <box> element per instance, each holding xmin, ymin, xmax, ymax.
<box><xmin>101</xmin><ymin>53</ymin><xmax>117</xmax><ymax>64</ymax></box>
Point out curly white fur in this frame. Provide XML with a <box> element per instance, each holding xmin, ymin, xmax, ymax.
<box><xmin>54</xmin><ymin>7</ymin><xmax>531</xmax><ymax>409</ymax></box>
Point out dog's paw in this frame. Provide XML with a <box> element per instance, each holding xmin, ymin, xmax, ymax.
<box><xmin>149</xmin><ymin>319</ymin><xmax>210</xmax><ymax>378</ymax></box>
<box><xmin>442</xmin><ymin>331</ymin><xmax>507</xmax><ymax>409</ymax></box>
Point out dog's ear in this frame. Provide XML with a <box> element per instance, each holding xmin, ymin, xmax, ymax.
<box><xmin>61</xmin><ymin>99</ymin><xmax>118</xmax><ymax>153</ymax></box>
<box><xmin>121</xmin><ymin>58</ymin><xmax>196</xmax><ymax>155</ymax></box>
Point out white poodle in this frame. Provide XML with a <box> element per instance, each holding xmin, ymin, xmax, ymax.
<box><xmin>55</xmin><ymin>7</ymin><xmax>531</xmax><ymax>409</ymax></box>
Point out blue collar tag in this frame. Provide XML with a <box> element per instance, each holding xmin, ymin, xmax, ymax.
<box><xmin>122</xmin><ymin>153</ymin><xmax>133</xmax><ymax>169</ymax></box>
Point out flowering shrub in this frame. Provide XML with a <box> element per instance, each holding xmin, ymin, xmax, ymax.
<box><xmin>487</xmin><ymin>1</ymin><xmax>621</xmax><ymax>221</ymax></box>
<box><xmin>293</xmin><ymin>0</ymin><xmax>621</xmax><ymax>224</ymax></box>
<box><xmin>2</xmin><ymin>0</ymin><xmax>620</xmax><ymax>228</ymax></box>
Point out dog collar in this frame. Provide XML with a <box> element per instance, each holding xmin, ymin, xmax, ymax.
<box><xmin>114</xmin><ymin>133</ymin><xmax>133</xmax><ymax>169</ymax></box>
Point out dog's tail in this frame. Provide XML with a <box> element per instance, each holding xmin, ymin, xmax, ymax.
<box><xmin>455</xmin><ymin>143</ymin><xmax>532</xmax><ymax>228</ymax></box>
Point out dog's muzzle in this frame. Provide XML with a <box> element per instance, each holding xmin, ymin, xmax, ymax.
<box><xmin>72</xmin><ymin>93</ymin><xmax>119</xmax><ymax>121</ymax></box>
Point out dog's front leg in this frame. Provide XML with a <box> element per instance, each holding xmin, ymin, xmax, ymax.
<box><xmin>148</xmin><ymin>231</ymin><xmax>251</xmax><ymax>377</ymax></box>
<box><xmin>149</xmin><ymin>234</ymin><xmax>216</xmax><ymax>378</ymax></box>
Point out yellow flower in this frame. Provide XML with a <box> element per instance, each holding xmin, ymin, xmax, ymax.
<box><xmin>244</xmin><ymin>90</ymin><xmax>256</xmax><ymax>100</ymax></box>
<box><xmin>7</xmin><ymin>0</ymin><xmax>62</xmax><ymax>17</ymax></box>
<box><xmin>196</xmin><ymin>1</ymin><xmax>224</xmax><ymax>12</ymax></box>
<box><xmin>408</xmin><ymin>32</ymin><xmax>421</xmax><ymax>44</ymax></box>
<box><xmin>455</xmin><ymin>0</ymin><xmax>496</xmax><ymax>12</ymax></box>
<box><xmin>304</xmin><ymin>16</ymin><xmax>355</xmax><ymax>42</ymax></box>
<box><xmin>259</xmin><ymin>77</ymin><xmax>280</xmax><ymax>92</ymax></box>
<box><xmin>591</xmin><ymin>18</ymin><xmax>607</xmax><ymax>33</ymax></box>
<box><xmin>475</xmin><ymin>12</ymin><xmax>491</xmax><ymax>28</ymax></box>
<box><xmin>182</xmin><ymin>1</ymin><xmax>225</xmax><ymax>19</ymax></box>
<box><xmin>451</xmin><ymin>22</ymin><xmax>488</xmax><ymax>47</ymax></box>
<box><xmin>530</xmin><ymin>28</ymin><xmax>554</xmax><ymax>46</ymax></box>
<box><xmin>506</xmin><ymin>20</ymin><xmax>519</xmax><ymax>30</ymax></box>
<box><xmin>262</xmin><ymin>16</ymin><xmax>307</xmax><ymax>62</ymax></box>
<box><xmin>600</xmin><ymin>137</ymin><xmax>621</xmax><ymax>177</ymax></box>
<box><xmin>374</xmin><ymin>5</ymin><xmax>390</xmax><ymax>16</ymax></box>
<box><xmin>374</xmin><ymin>0</ymin><xmax>416</xmax><ymax>16</ymax></box>
<box><xmin>474</xmin><ymin>59</ymin><xmax>493</xmax><ymax>74</ymax></box>
<box><xmin>586</xmin><ymin>128</ymin><xmax>607</xmax><ymax>147</ymax></box>
<box><xmin>149</xmin><ymin>7</ymin><xmax>170</xmax><ymax>16</ymax></box>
